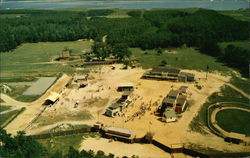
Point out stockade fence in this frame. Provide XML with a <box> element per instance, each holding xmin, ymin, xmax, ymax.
<box><xmin>31</xmin><ymin>127</ymin><xmax>92</xmax><ymax>139</ymax></box>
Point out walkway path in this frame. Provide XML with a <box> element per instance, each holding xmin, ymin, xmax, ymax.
<box><xmin>211</xmin><ymin>75</ymin><xmax>250</xmax><ymax>99</ymax></box>
<box><xmin>0</xmin><ymin>93</ymin><xmax>28</xmax><ymax>106</ymax></box>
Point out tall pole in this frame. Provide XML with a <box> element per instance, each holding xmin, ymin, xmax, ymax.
<box><xmin>206</xmin><ymin>64</ymin><xmax>209</xmax><ymax>80</ymax></box>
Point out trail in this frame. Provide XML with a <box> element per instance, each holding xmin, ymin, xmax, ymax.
<box><xmin>209</xmin><ymin>74</ymin><xmax>250</xmax><ymax>99</ymax></box>
<box><xmin>225</xmin><ymin>83</ymin><xmax>250</xmax><ymax>99</ymax></box>
<box><xmin>0</xmin><ymin>93</ymin><xmax>28</xmax><ymax>106</ymax></box>
<box><xmin>26</xmin><ymin>120</ymin><xmax>94</xmax><ymax>135</ymax></box>
<box><xmin>0</xmin><ymin>106</ymin><xmax>23</xmax><ymax>114</ymax></box>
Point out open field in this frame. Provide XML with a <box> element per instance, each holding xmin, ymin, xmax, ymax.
<box><xmin>0</xmin><ymin>109</ymin><xmax>23</xmax><ymax>126</ymax></box>
<box><xmin>0</xmin><ymin>40</ymin><xmax>92</xmax><ymax>79</ymax></box>
<box><xmin>230</xmin><ymin>76</ymin><xmax>250</xmax><ymax>95</ymax></box>
<box><xmin>0</xmin><ymin>105</ymin><xmax>11</xmax><ymax>112</ymax></box>
<box><xmin>216</xmin><ymin>109</ymin><xmax>250</xmax><ymax>136</ymax></box>
<box><xmin>219</xmin><ymin>41</ymin><xmax>250</xmax><ymax>51</ymax></box>
<box><xmin>219</xmin><ymin>9</ymin><xmax>250</xmax><ymax>21</ymax></box>
<box><xmin>1</xmin><ymin>84</ymin><xmax>40</xmax><ymax>102</ymax></box>
<box><xmin>131</xmin><ymin>47</ymin><xmax>231</xmax><ymax>73</ymax></box>
<box><xmin>189</xmin><ymin>85</ymin><xmax>249</xmax><ymax>135</ymax></box>
<box><xmin>38</xmin><ymin>133</ymin><xmax>98</xmax><ymax>154</ymax></box>
<box><xmin>0</xmin><ymin>41</ymin><xmax>92</xmax><ymax>102</ymax></box>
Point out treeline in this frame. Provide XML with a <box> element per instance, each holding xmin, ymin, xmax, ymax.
<box><xmin>199</xmin><ymin>40</ymin><xmax>249</xmax><ymax>76</ymax></box>
<box><xmin>221</xmin><ymin>44</ymin><xmax>249</xmax><ymax>76</ymax></box>
<box><xmin>1</xmin><ymin>9</ymin><xmax>248</xmax><ymax>52</ymax></box>
<box><xmin>0</xmin><ymin>8</ymin><xmax>249</xmax><ymax>75</ymax></box>
<box><xmin>0</xmin><ymin>128</ymin><xmax>135</xmax><ymax>158</ymax></box>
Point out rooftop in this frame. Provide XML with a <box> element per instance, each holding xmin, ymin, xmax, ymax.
<box><xmin>163</xmin><ymin>97</ymin><xmax>176</xmax><ymax>104</ymax></box>
<box><xmin>176</xmin><ymin>95</ymin><xmax>187</xmax><ymax>106</ymax></box>
<box><xmin>179</xmin><ymin>72</ymin><xmax>195</xmax><ymax>77</ymax></box>
<box><xmin>163</xmin><ymin>109</ymin><xmax>177</xmax><ymax>118</ymax></box>
<box><xmin>168</xmin><ymin>90</ymin><xmax>179</xmax><ymax>97</ymax></box>
<box><xmin>152</xmin><ymin>66</ymin><xmax>180</xmax><ymax>74</ymax></box>
<box><xmin>106</xmin><ymin>126</ymin><xmax>134</xmax><ymax>136</ymax></box>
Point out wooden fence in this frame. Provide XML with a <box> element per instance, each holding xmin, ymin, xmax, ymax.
<box><xmin>31</xmin><ymin>127</ymin><xmax>92</xmax><ymax>139</ymax></box>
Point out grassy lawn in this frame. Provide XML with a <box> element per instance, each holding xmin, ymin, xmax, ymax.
<box><xmin>131</xmin><ymin>47</ymin><xmax>230</xmax><ymax>73</ymax></box>
<box><xmin>189</xmin><ymin>85</ymin><xmax>249</xmax><ymax>135</ymax></box>
<box><xmin>219</xmin><ymin>41</ymin><xmax>250</xmax><ymax>51</ymax></box>
<box><xmin>38</xmin><ymin>132</ymin><xmax>98</xmax><ymax>154</ymax></box>
<box><xmin>0</xmin><ymin>109</ymin><xmax>22</xmax><ymax>126</ymax></box>
<box><xmin>230</xmin><ymin>76</ymin><xmax>250</xmax><ymax>95</ymax></box>
<box><xmin>0</xmin><ymin>105</ymin><xmax>11</xmax><ymax>112</ymax></box>
<box><xmin>219</xmin><ymin>9</ymin><xmax>250</xmax><ymax>21</ymax></box>
<box><xmin>2</xmin><ymin>85</ymin><xmax>40</xmax><ymax>102</ymax></box>
<box><xmin>216</xmin><ymin>109</ymin><xmax>250</xmax><ymax>136</ymax></box>
<box><xmin>0</xmin><ymin>41</ymin><xmax>92</xmax><ymax>79</ymax></box>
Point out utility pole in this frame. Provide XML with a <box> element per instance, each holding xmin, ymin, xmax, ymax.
<box><xmin>206</xmin><ymin>64</ymin><xmax>209</xmax><ymax>80</ymax></box>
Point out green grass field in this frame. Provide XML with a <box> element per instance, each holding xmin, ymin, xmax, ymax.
<box><xmin>219</xmin><ymin>41</ymin><xmax>250</xmax><ymax>51</ymax></box>
<box><xmin>230</xmin><ymin>76</ymin><xmax>250</xmax><ymax>95</ymax></box>
<box><xmin>0</xmin><ymin>109</ymin><xmax>22</xmax><ymax>126</ymax></box>
<box><xmin>216</xmin><ymin>109</ymin><xmax>250</xmax><ymax>136</ymax></box>
<box><xmin>1</xmin><ymin>85</ymin><xmax>40</xmax><ymax>102</ymax></box>
<box><xmin>0</xmin><ymin>41</ymin><xmax>92</xmax><ymax>79</ymax></box>
<box><xmin>131</xmin><ymin>47</ymin><xmax>230</xmax><ymax>73</ymax></box>
<box><xmin>38</xmin><ymin>132</ymin><xmax>98</xmax><ymax>154</ymax></box>
<box><xmin>0</xmin><ymin>105</ymin><xmax>11</xmax><ymax>112</ymax></box>
<box><xmin>0</xmin><ymin>41</ymin><xmax>92</xmax><ymax>102</ymax></box>
<box><xmin>219</xmin><ymin>9</ymin><xmax>250</xmax><ymax>21</ymax></box>
<box><xmin>189</xmin><ymin>85</ymin><xmax>249</xmax><ymax>135</ymax></box>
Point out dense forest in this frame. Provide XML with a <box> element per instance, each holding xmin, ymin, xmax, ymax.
<box><xmin>0</xmin><ymin>128</ymin><xmax>128</xmax><ymax>158</ymax></box>
<box><xmin>0</xmin><ymin>8</ymin><xmax>249</xmax><ymax>75</ymax></box>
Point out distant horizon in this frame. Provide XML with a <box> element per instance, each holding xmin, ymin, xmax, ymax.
<box><xmin>1</xmin><ymin>0</ymin><xmax>249</xmax><ymax>10</ymax></box>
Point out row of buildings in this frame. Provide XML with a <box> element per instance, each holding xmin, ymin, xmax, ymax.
<box><xmin>142</xmin><ymin>66</ymin><xmax>195</xmax><ymax>82</ymax></box>
<box><xmin>105</xmin><ymin>91</ymin><xmax>133</xmax><ymax>117</ymax></box>
<box><xmin>160</xmin><ymin>86</ymin><xmax>188</xmax><ymax>123</ymax></box>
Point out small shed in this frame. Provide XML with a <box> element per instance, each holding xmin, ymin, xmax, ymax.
<box><xmin>44</xmin><ymin>92</ymin><xmax>60</xmax><ymax>105</ymax></box>
<box><xmin>105</xmin><ymin>103</ymin><xmax>122</xmax><ymax>117</ymax></box>
<box><xmin>178</xmin><ymin>72</ymin><xmax>195</xmax><ymax>82</ymax></box>
<box><xmin>162</xmin><ymin>109</ymin><xmax>177</xmax><ymax>123</ymax></box>
<box><xmin>117</xmin><ymin>82</ymin><xmax>134</xmax><ymax>92</ymax></box>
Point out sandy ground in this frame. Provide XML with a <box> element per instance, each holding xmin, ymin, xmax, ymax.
<box><xmin>4</xmin><ymin>64</ymin><xmax>250</xmax><ymax>156</ymax></box>
<box><xmin>80</xmin><ymin>137</ymin><xmax>172</xmax><ymax>158</ymax></box>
